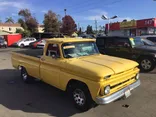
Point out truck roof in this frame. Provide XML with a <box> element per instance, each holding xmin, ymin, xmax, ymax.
<box><xmin>46</xmin><ymin>38</ymin><xmax>95</xmax><ymax>43</ymax></box>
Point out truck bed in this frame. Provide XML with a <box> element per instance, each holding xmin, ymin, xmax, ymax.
<box><xmin>14</xmin><ymin>49</ymin><xmax>43</xmax><ymax>58</ymax></box>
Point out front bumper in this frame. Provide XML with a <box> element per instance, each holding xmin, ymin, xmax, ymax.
<box><xmin>95</xmin><ymin>80</ymin><xmax>140</xmax><ymax>104</ymax></box>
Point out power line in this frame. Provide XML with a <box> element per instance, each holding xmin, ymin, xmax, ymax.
<box><xmin>66</xmin><ymin>0</ymin><xmax>125</xmax><ymax>15</ymax></box>
<box><xmin>57</xmin><ymin>0</ymin><xmax>109</xmax><ymax>14</ymax></box>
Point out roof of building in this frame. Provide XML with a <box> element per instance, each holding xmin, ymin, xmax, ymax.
<box><xmin>0</xmin><ymin>23</ymin><xmax>21</xmax><ymax>27</ymax></box>
<box><xmin>46</xmin><ymin>38</ymin><xmax>95</xmax><ymax>43</ymax></box>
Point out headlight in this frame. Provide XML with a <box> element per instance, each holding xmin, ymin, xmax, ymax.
<box><xmin>104</xmin><ymin>85</ymin><xmax>110</xmax><ymax>95</ymax></box>
<box><xmin>136</xmin><ymin>73</ymin><xmax>140</xmax><ymax>80</ymax></box>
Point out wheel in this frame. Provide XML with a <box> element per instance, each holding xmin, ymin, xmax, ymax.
<box><xmin>70</xmin><ymin>83</ymin><xmax>93</xmax><ymax>111</ymax></box>
<box><xmin>139</xmin><ymin>57</ymin><xmax>155</xmax><ymax>72</ymax></box>
<box><xmin>21</xmin><ymin>67</ymin><xmax>34</xmax><ymax>83</ymax></box>
<box><xmin>20</xmin><ymin>44</ymin><xmax>24</xmax><ymax>48</ymax></box>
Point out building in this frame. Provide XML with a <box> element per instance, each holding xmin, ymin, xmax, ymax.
<box><xmin>0</xmin><ymin>23</ymin><xmax>24</xmax><ymax>33</ymax></box>
<box><xmin>37</xmin><ymin>25</ymin><xmax>44</xmax><ymax>33</ymax></box>
<box><xmin>105</xmin><ymin>18</ymin><xmax>156</xmax><ymax>36</ymax></box>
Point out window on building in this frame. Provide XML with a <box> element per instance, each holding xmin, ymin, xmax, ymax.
<box><xmin>9</xmin><ymin>28</ymin><xmax>11</xmax><ymax>31</ymax></box>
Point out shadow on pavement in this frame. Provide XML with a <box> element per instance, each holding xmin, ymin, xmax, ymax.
<box><xmin>0</xmin><ymin>69</ymin><xmax>80</xmax><ymax>117</ymax></box>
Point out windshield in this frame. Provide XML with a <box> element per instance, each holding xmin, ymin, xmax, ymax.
<box><xmin>142</xmin><ymin>39</ymin><xmax>155</xmax><ymax>46</ymax></box>
<box><xmin>62</xmin><ymin>42</ymin><xmax>99</xmax><ymax>58</ymax></box>
<box><xmin>129</xmin><ymin>37</ymin><xmax>144</xmax><ymax>46</ymax></box>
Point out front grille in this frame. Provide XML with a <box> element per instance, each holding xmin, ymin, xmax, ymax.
<box><xmin>110</xmin><ymin>77</ymin><xmax>135</xmax><ymax>89</ymax></box>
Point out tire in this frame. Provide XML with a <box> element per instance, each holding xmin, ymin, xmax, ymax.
<box><xmin>139</xmin><ymin>57</ymin><xmax>155</xmax><ymax>72</ymax></box>
<box><xmin>21</xmin><ymin>67</ymin><xmax>34</xmax><ymax>83</ymax></box>
<box><xmin>20</xmin><ymin>44</ymin><xmax>24</xmax><ymax>48</ymax></box>
<box><xmin>70</xmin><ymin>82</ymin><xmax>93</xmax><ymax>111</ymax></box>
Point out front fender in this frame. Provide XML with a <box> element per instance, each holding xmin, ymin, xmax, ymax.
<box><xmin>59</xmin><ymin>71</ymin><xmax>102</xmax><ymax>101</ymax></box>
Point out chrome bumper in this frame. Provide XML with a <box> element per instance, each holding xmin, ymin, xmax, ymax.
<box><xmin>95</xmin><ymin>80</ymin><xmax>141</xmax><ymax>104</ymax></box>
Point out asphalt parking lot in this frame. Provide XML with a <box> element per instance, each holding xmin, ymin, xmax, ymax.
<box><xmin>0</xmin><ymin>48</ymin><xmax>156</xmax><ymax>117</ymax></box>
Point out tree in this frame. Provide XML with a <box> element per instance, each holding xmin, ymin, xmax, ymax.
<box><xmin>18</xmin><ymin>9</ymin><xmax>38</xmax><ymax>35</ymax></box>
<box><xmin>43</xmin><ymin>10</ymin><xmax>60</xmax><ymax>33</ymax></box>
<box><xmin>0</xmin><ymin>18</ymin><xmax>2</xmax><ymax>23</ymax></box>
<box><xmin>16</xmin><ymin>28</ymin><xmax>23</xmax><ymax>34</ymax></box>
<box><xmin>18</xmin><ymin>9</ymin><xmax>31</xmax><ymax>21</ymax></box>
<box><xmin>5</xmin><ymin>17</ymin><xmax>14</xmax><ymax>23</ymax></box>
<box><xmin>16</xmin><ymin>28</ymin><xmax>31</xmax><ymax>37</ymax></box>
<box><xmin>78</xmin><ymin>27</ymin><xmax>82</xmax><ymax>35</ymax></box>
<box><xmin>86</xmin><ymin>25</ymin><xmax>93</xmax><ymax>34</ymax></box>
<box><xmin>61</xmin><ymin>15</ymin><xmax>77</xmax><ymax>36</ymax></box>
<box><xmin>18</xmin><ymin>18</ymin><xmax>27</xmax><ymax>29</ymax></box>
<box><xmin>98</xmin><ymin>25</ymin><xmax>105</xmax><ymax>34</ymax></box>
<box><xmin>26</xmin><ymin>17</ymin><xmax>38</xmax><ymax>33</ymax></box>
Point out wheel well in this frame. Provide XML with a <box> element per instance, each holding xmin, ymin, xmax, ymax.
<box><xmin>18</xmin><ymin>66</ymin><xmax>25</xmax><ymax>71</ymax></box>
<box><xmin>137</xmin><ymin>55</ymin><xmax>154</xmax><ymax>62</ymax></box>
<box><xmin>66</xmin><ymin>79</ymin><xmax>89</xmax><ymax>91</ymax></box>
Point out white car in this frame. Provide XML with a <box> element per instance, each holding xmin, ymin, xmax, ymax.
<box><xmin>16</xmin><ymin>38</ymin><xmax>36</xmax><ymax>48</ymax></box>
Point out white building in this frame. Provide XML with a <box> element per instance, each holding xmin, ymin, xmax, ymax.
<box><xmin>0</xmin><ymin>23</ymin><xmax>24</xmax><ymax>33</ymax></box>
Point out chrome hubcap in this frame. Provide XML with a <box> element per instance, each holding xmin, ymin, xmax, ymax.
<box><xmin>73</xmin><ymin>89</ymin><xmax>86</xmax><ymax>106</ymax></box>
<box><xmin>141</xmin><ymin>59</ymin><xmax>151</xmax><ymax>70</ymax></box>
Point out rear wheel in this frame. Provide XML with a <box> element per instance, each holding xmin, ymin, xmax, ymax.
<box><xmin>21</xmin><ymin>67</ymin><xmax>34</xmax><ymax>83</ymax></box>
<box><xmin>139</xmin><ymin>57</ymin><xmax>155</xmax><ymax>72</ymax></box>
<box><xmin>20</xmin><ymin>44</ymin><xmax>24</xmax><ymax>48</ymax></box>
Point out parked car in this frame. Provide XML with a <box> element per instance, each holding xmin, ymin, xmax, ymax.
<box><xmin>36</xmin><ymin>39</ymin><xmax>46</xmax><ymax>49</ymax></box>
<box><xmin>96</xmin><ymin>36</ymin><xmax>156</xmax><ymax>72</ymax></box>
<box><xmin>12</xmin><ymin>38</ymin><xmax>140</xmax><ymax>111</ymax></box>
<box><xmin>14</xmin><ymin>38</ymin><xmax>36</xmax><ymax>48</ymax></box>
<box><xmin>29</xmin><ymin>39</ymin><xmax>43</xmax><ymax>48</ymax></box>
<box><xmin>140</xmin><ymin>35</ymin><xmax>156</xmax><ymax>44</ymax></box>
<box><xmin>0</xmin><ymin>37</ymin><xmax>7</xmax><ymax>48</ymax></box>
<box><xmin>78</xmin><ymin>34</ymin><xmax>94</xmax><ymax>39</ymax></box>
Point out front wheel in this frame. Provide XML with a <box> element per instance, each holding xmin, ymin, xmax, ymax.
<box><xmin>71</xmin><ymin>83</ymin><xmax>93</xmax><ymax>111</ymax></box>
<box><xmin>139</xmin><ymin>57</ymin><xmax>155</xmax><ymax>72</ymax></box>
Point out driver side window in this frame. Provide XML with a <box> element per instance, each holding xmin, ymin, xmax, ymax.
<box><xmin>46</xmin><ymin>44</ymin><xmax>60</xmax><ymax>58</ymax></box>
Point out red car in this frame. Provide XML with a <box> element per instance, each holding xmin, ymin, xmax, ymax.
<box><xmin>29</xmin><ymin>39</ymin><xmax>45</xmax><ymax>48</ymax></box>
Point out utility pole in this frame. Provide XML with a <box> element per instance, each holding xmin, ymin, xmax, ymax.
<box><xmin>77</xmin><ymin>23</ymin><xmax>80</xmax><ymax>30</ymax></box>
<box><xmin>95</xmin><ymin>19</ymin><xmax>98</xmax><ymax>34</ymax></box>
<box><xmin>64</xmin><ymin>9</ymin><xmax>67</xmax><ymax>16</ymax></box>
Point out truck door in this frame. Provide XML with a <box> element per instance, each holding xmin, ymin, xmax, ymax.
<box><xmin>40</xmin><ymin>44</ymin><xmax>61</xmax><ymax>88</ymax></box>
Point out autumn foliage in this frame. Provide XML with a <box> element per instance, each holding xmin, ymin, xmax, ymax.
<box><xmin>61</xmin><ymin>15</ymin><xmax>77</xmax><ymax>36</ymax></box>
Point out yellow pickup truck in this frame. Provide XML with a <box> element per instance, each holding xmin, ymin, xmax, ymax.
<box><xmin>11</xmin><ymin>38</ymin><xmax>140</xmax><ymax>111</ymax></box>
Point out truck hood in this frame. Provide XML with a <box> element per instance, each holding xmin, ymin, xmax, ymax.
<box><xmin>65</xmin><ymin>54</ymin><xmax>138</xmax><ymax>81</ymax></box>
